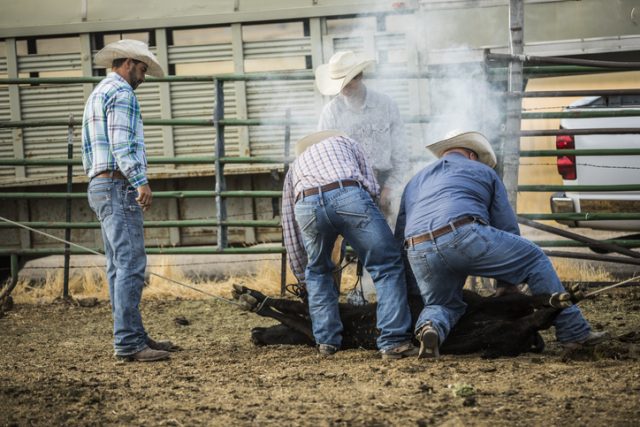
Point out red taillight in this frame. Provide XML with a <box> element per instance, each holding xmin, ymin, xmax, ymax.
<box><xmin>556</xmin><ymin>134</ymin><xmax>577</xmax><ymax>180</ymax></box>
<box><xmin>556</xmin><ymin>134</ymin><xmax>574</xmax><ymax>150</ymax></box>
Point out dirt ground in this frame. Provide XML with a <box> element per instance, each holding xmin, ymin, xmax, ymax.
<box><xmin>1</xmin><ymin>283</ymin><xmax>639</xmax><ymax>427</ymax></box>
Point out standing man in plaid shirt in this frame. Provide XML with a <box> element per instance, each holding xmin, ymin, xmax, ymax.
<box><xmin>281</xmin><ymin>130</ymin><xmax>416</xmax><ymax>359</ymax></box>
<box><xmin>82</xmin><ymin>39</ymin><xmax>177</xmax><ymax>362</ymax></box>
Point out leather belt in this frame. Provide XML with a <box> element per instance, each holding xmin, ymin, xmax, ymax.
<box><xmin>93</xmin><ymin>170</ymin><xmax>127</xmax><ymax>180</ymax></box>
<box><xmin>405</xmin><ymin>216</ymin><xmax>477</xmax><ymax>247</ymax></box>
<box><xmin>301</xmin><ymin>180</ymin><xmax>360</xmax><ymax>198</ymax></box>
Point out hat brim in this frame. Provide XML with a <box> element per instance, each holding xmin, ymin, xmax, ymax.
<box><xmin>295</xmin><ymin>130</ymin><xmax>347</xmax><ymax>156</ymax></box>
<box><xmin>426</xmin><ymin>132</ymin><xmax>497</xmax><ymax>168</ymax></box>
<box><xmin>315</xmin><ymin>60</ymin><xmax>375</xmax><ymax>96</ymax></box>
<box><xmin>94</xmin><ymin>46</ymin><xmax>164</xmax><ymax>78</ymax></box>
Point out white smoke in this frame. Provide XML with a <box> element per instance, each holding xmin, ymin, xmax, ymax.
<box><xmin>321</xmin><ymin>4</ymin><xmax>506</xmax><ymax>296</ymax></box>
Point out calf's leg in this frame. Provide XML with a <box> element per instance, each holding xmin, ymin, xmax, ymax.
<box><xmin>232</xmin><ymin>285</ymin><xmax>315</xmax><ymax>342</ymax></box>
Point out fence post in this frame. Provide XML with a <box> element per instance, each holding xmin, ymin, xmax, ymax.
<box><xmin>0</xmin><ymin>254</ymin><xmax>19</xmax><ymax>310</ymax></box>
<box><xmin>63</xmin><ymin>114</ymin><xmax>74</xmax><ymax>298</ymax></box>
<box><xmin>501</xmin><ymin>0</ymin><xmax>525</xmax><ymax>209</ymax></box>
<box><xmin>280</xmin><ymin>108</ymin><xmax>291</xmax><ymax>296</ymax></box>
<box><xmin>214</xmin><ymin>79</ymin><xmax>228</xmax><ymax>251</ymax></box>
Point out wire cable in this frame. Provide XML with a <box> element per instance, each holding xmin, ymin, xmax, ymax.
<box><xmin>0</xmin><ymin>215</ymin><xmax>243</xmax><ymax>306</ymax></box>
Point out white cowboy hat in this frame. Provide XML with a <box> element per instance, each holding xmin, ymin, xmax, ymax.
<box><xmin>94</xmin><ymin>39</ymin><xmax>164</xmax><ymax>78</ymax></box>
<box><xmin>426</xmin><ymin>130</ymin><xmax>497</xmax><ymax>168</ymax></box>
<box><xmin>295</xmin><ymin>130</ymin><xmax>347</xmax><ymax>157</ymax></box>
<box><xmin>315</xmin><ymin>51</ymin><xmax>375</xmax><ymax>96</ymax></box>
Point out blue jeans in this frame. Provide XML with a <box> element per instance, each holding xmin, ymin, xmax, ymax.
<box><xmin>294</xmin><ymin>184</ymin><xmax>412</xmax><ymax>350</ymax></box>
<box><xmin>407</xmin><ymin>222</ymin><xmax>592</xmax><ymax>344</ymax></box>
<box><xmin>88</xmin><ymin>177</ymin><xmax>148</xmax><ymax>356</ymax></box>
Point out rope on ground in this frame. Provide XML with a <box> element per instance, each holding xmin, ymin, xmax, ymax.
<box><xmin>582</xmin><ymin>275</ymin><xmax>640</xmax><ymax>300</ymax></box>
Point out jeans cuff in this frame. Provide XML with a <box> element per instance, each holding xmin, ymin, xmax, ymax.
<box><xmin>114</xmin><ymin>341</ymin><xmax>148</xmax><ymax>357</ymax></box>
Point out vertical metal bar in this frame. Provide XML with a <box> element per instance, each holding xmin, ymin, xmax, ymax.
<box><xmin>6</xmin><ymin>38</ymin><xmax>25</xmax><ymax>180</ymax></box>
<box><xmin>10</xmin><ymin>254</ymin><xmax>18</xmax><ymax>290</ymax></box>
<box><xmin>231</xmin><ymin>23</ymin><xmax>250</xmax><ymax>157</ymax></box>
<box><xmin>501</xmin><ymin>0</ymin><xmax>525</xmax><ymax>210</ymax></box>
<box><xmin>0</xmin><ymin>253</ymin><xmax>19</xmax><ymax>310</ymax></box>
<box><xmin>280</xmin><ymin>108</ymin><xmax>291</xmax><ymax>296</ymax></box>
<box><xmin>6</xmin><ymin>38</ymin><xmax>31</xmax><ymax>251</ymax></box>
<box><xmin>308</xmin><ymin>17</ymin><xmax>326</xmax><ymax>114</ymax></box>
<box><xmin>155</xmin><ymin>28</ymin><xmax>181</xmax><ymax>247</ymax></box>
<box><xmin>214</xmin><ymin>79</ymin><xmax>228</xmax><ymax>251</ymax></box>
<box><xmin>63</xmin><ymin>115</ymin><xmax>74</xmax><ymax>298</ymax></box>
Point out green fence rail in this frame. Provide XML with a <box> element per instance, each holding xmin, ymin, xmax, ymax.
<box><xmin>520</xmin><ymin>213</ymin><xmax>640</xmax><ymax>221</ymax></box>
<box><xmin>5</xmin><ymin>112</ymin><xmax>640</xmax><ymax>129</ymax></box>
<box><xmin>0</xmin><ymin>157</ymin><xmax>293</xmax><ymax>166</ymax></box>
<box><xmin>0</xmin><ymin>219</ymin><xmax>280</xmax><ymax>229</ymax></box>
<box><xmin>0</xmin><ymin>246</ymin><xmax>286</xmax><ymax>256</ymax></box>
<box><xmin>518</xmin><ymin>184</ymin><xmax>640</xmax><ymax>192</ymax></box>
<box><xmin>522</xmin><ymin>110</ymin><xmax>640</xmax><ymax>119</ymax></box>
<box><xmin>2</xmin><ymin>185</ymin><xmax>638</xmax><ymax>199</ymax></box>
<box><xmin>0</xmin><ymin>190</ymin><xmax>282</xmax><ymax>199</ymax></box>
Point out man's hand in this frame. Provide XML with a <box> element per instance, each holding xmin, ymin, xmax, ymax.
<box><xmin>136</xmin><ymin>184</ymin><xmax>152</xmax><ymax>212</ymax></box>
<box><xmin>379</xmin><ymin>186</ymin><xmax>392</xmax><ymax>212</ymax></box>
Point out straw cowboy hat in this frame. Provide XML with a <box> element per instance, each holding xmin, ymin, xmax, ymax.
<box><xmin>94</xmin><ymin>39</ymin><xmax>164</xmax><ymax>78</ymax></box>
<box><xmin>315</xmin><ymin>51</ymin><xmax>375</xmax><ymax>96</ymax></box>
<box><xmin>295</xmin><ymin>130</ymin><xmax>346</xmax><ymax>156</ymax></box>
<box><xmin>426</xmin><ymin>130</ymin><xmax>497</xmax><ymax>168</ymax></box>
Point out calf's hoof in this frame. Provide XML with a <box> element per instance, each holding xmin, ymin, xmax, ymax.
<box><xmin>238</xmin><ymin>293</ymin><xmax>259</xmax><ymax>311</ymax></box>
<box><xmin>549</xmin><ymin>292</ymin><xmax>573</xmax><ymax>309</ymax></box>
<box><xmin>250</xmin><ymin>327</ymin><xmax>267</xmax><ymax>346</ymax></box>
<box><xmin>231</xmin><ymin>284</ymin><xmax>248</xmax><ymax>300</ymax></box>
<box><xmin>567</xmin><ymin>283</ymin><xmax>586</xmax><ymax>302</ymax></box>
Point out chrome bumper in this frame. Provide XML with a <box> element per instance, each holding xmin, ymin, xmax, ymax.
<box><xmin>549</xmin><ymin>192</ymin><xmax>578</xmax><ymax>227</ymax></box>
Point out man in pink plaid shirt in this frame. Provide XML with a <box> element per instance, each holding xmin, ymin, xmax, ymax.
<box><xmin>281</xmin><ymin>130</ymin><xmax>416</xmax><ymax>360</ymax></box>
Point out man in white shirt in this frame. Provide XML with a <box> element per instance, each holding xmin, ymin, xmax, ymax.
<box><xmin>315</xmin><ymin>50</ymin><xmax>407</xmax><ymax>219</ymax></box>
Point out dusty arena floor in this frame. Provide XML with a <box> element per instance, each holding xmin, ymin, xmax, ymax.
<box><xmin>1</xmin><ymin>285</ymin><xmax>639</xmax><ymax>426</ymax></box>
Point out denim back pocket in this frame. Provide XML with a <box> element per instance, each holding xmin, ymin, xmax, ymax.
<box><xmin>294</xmin><ymin>202</ymin><xmax>318</xmax><ymax>239</ymax></box>
<box><xmin>334</xmin><ymin>189</ymin><xmax>374</xmax><ymax>229</ymax></box>
<box><xmin>407</xmin><ymin>248</ymin><xmax>435</xmax><ymax>282</ymax></box>
<box><xmin>448</xmin><ymin>225</ymin><xmax>490</xmax><ymax>261</ymax></box>
<box><xmin>88</xmin><ymin>181</ymin><xmax>113</xmax><ymax>221</ymax></box>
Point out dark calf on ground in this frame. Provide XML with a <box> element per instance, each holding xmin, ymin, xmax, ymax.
<box><xmin>232</xmin><ymin>285</ymin><xmax>574</xmax><ymax>358</ymax></box>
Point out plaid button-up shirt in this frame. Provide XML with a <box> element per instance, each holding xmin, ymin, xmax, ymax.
<box><xmin>82</xmin><ymin>72</ymin><xmax>148</xmax><ymax>188</ymax></box>
<box><xmin>282</xmin><ymin>135</ymin><xmax>380</xmax><ymax>282</ymax></box>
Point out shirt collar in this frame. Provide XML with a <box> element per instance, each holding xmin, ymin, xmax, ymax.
<box><xmin>338</xmin><ymin>86</ymin><xmax>375</xmax><ymax>111</ymax></box>
<box><xmin>107</xmin><ymin>72</ymin><xmax>133</xmax><ymax>89</ymax></box>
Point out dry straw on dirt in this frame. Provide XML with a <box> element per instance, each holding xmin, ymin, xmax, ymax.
<box><xmin>7</xmin><ymin>255</ymin><xmax>612</xmax><ymax>304</ymax></box>
<box><xmin>10</xmin><ymin>256</ymin><xmax>315</xmax><ymax>303</ymax></box>
<box><xmin>551</xmin><ymin>257</ymin><xmax>614</xmax><ymax>282</ymax></box>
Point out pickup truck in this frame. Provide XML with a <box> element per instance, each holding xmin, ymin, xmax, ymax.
<box><xmin>550</xmin><ymin>95</ymin><xmax>640</xmax><ymax>232</ymax></box>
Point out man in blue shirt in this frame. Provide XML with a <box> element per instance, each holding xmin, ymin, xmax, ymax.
<box><xmin>395</xmin><ymin>131</ymin><xmax>609</xmax><ymax>358</ymax></box>
<box><xmin>83</xmin><ymin>40</ymin><xmax>177</xmax><ymax>362</ymax></box>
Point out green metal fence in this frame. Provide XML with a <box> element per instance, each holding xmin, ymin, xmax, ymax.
<box><xmin>1</xmin><ymin>62</ymin><xmax>640</xmax><ymax>297</ymax></box>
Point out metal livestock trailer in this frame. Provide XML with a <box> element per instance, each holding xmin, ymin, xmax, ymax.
<box><xmin>1</xmin><ymin>0</ymin><xmax>640</xmax><ymax>295</ymax></box>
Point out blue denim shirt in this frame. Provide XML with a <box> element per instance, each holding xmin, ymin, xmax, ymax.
<box><xmin>395</xmin><ymin>152</ymin><xmax>520</xmax><ymax>241</ymax></box>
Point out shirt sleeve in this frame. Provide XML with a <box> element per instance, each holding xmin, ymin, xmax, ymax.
<box><xmin>394</xmin><ymin>187</ymin><xmax>408</xmax><ymax>242</ymax></box>
<box><xmin>385</xmin><ymin>101</ymin><xmax>410</xmax><ymax>188</ymax></box>
<box><xmin>351</xmin><ymin>139</ymin><xmax>380</xmax><ymax>200</ymax></box>
<box><xmin>107</xmin><ymin>89</ymin><xmax>148</xmax><ymax>188</ymax></box>
<box><xmin>488</xmin><ymin>170</ymin><xmax>520</xmax><ymax>236</ymax></box>
<box><xmin>281</xmin><ymin>170</ymin><xmax>307</xmax><ymax>282</ymax></box>
<box><xmin>317</xmin><ymin>102</ymin><xmax>336</xmax><ymax>131</ymax></box>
